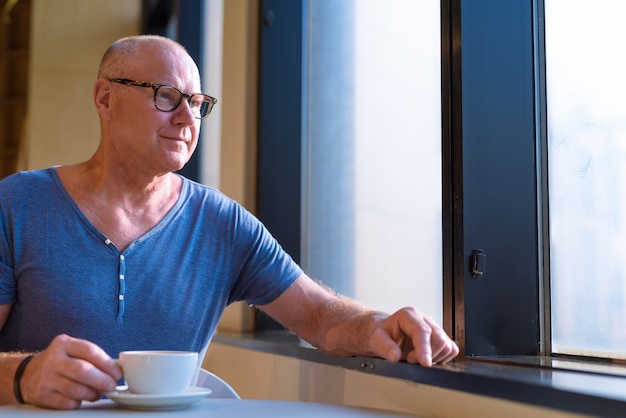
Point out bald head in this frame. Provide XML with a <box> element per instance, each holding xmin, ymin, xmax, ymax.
<box><xmin>97</xmin><ymin>35</ymin><xmax>193</xmax><ymax>80</ymax></box>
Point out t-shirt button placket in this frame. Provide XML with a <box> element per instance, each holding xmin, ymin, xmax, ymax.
<box><xmin>117</xmin><ymin>254</ymin><xmax>126</xmax><ymax>321</ymax></box>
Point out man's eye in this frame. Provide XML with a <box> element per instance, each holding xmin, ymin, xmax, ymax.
<box><xmin>190</xmin><ymin>96</ymin><xmax>204</xmax><ymax>108</ymax></box>
<box><xmin>158</xmin><ymin>91</ymin><xmax>175</xmax><ymax>101</ymax></box>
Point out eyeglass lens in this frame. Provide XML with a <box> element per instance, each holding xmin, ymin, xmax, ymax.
<box><xmin>155</xmin><ymin>85</ymin><xmax>213</xmax><ymax>118</ymax></box>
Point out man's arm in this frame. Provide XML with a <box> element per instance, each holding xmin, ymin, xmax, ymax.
<box><xmin>0</xmin><ymin>304</ymin><xmax>9</xmax><ymax>328</ymax></box>
<box><xmin>257</xmin><ymin>274</ymin><xmax>459</xmax><ymax>366</ymax></box>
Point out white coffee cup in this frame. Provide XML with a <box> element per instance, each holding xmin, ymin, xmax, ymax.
<box><xmin>117</xmin><ymin>350</ymin><xmax>198</xmax><ymax>394</ymax></box>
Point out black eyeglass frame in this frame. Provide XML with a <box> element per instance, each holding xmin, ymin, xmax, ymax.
<box><xmin>109</xmin><ymin>78</ymin><xmax>217</xmax><ymax>119</ymax></box>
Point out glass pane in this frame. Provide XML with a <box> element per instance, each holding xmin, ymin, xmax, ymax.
<box><xmin>547</xmin><ymin>0</ymin><xmax>626</xmax><ymax>358</ymax></box>
<box><xmin>302</xmin><ymin>0</ymin><xmax>442</xmax><ymax>318</ymax></box>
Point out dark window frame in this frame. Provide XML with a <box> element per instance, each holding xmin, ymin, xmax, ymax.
<box><xmin>447</xmin><ymin>0</ymin><xmax>542</xmax><ymax>357</ymax></box>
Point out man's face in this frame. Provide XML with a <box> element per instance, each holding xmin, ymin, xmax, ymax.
<box><xmin>107</xmin><ymin>43</ymin><xmax>204</xmax><ymax>176</ymax></box>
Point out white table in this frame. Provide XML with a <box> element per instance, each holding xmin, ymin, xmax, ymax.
<box><xmin>0</xmin><ymin>398</ymin><xmax>416</xmax><ymax>417</ymax></box>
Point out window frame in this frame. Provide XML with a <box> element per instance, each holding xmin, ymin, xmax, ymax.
<box><xmin>447</xmin><ymin>0</ymin><xmax>542</xmax><ymax>357</ymax></box>
<box><xmin>256</xmin><ymin>0</ymin><xmax>304</xmax><ymax>329</ymax></box>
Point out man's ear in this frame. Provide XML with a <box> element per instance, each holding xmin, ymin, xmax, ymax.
<box><xmin>93</xmin><ymin>79</ymin><xmax>112</xmax><ymax>119</ymax></box>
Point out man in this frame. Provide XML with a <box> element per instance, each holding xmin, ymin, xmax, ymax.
<box><xmin>0</xmin><ymin>35</ymin><xmax>458</xmax><ymax>410</ymax></box>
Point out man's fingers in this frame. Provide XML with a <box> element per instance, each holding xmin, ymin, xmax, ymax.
<box><xmin>396</xmin><ymin>309</ymin><xmax>433</xmax><ymax>367</ymax></box>
<box><xmin>59</xmin><ymin>356</ymin><xmax>118</xmax><ymax>394</ymax></box>
<box><xmin>51</xmin><ymin>335</ymin><xmax>121</xmax><ymax>389</ymax></box>
<box><xmin>423</xmin><ymin>316</ymin><xmax>459</xmax><ymax>364</ymax></box>
<box><xmin>369</xmin><ymin>328</ymin><xmax>403</xmax><ymax>362</ymax></box>
<box><xmin>21</xmin><ymin>335</ymin><xmax>121</xmax><ymax>408</ymax></box>
<box><xmin>394</xmin><ymin>309</ymin><xmax>458</xmax><ymax>366</ymax></box>
<box><xmin>59</xmin><ymin>335</ymin><xmax>122</xmax><ymax>381</ymax></box>
<box><xmin>369</xmin><ymin>308</ymin><xmax>459</xmax><ymax>367</ymax></box>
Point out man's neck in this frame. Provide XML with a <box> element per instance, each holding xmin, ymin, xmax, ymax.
<box><xmin>55</xmin><ymin>160</ymin><xmax>183</xmax><ymax>251</ymax></box>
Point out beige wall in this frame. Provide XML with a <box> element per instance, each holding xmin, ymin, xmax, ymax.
<box><xmin>219</xmin><ymin>0</ymin><xmax>258</xmax><ymax>210</ymax></box>
<box><xmin>204</xmin><ymin>343</ymin><xmax>591</xmax><ymax>418</ymax></box>
<box><xmin>25</xmin><ymin>0</ymin><xmax>141</xmax><ymax>170</ymax></box>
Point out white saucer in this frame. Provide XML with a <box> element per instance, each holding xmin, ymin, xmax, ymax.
<box><xmin>106</xmin><ymin>386</ymin><xmax>212</xmax><ymax>410</ymax></box>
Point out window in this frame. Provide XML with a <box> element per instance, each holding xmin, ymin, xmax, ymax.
<box><xmin>258</xmin><ymin>0</ymin><xmax>443</xmax><ymax>321</ymax></box>
<box><xmin>301</xmin><ymin>0</ymin><xmax>443</xmax><ymax>317</ymax></box>
<box><xmin>448</xmin><ymin>0</ymin><xmax>626</xmax><ymax>360</ymax></box>
<box><xmin>546</xmin><ymin>0</ymin><xmax>626</xmax><ymax>359</ymax></box>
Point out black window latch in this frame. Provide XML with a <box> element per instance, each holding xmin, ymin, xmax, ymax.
<box><xmin>471</xmin><ymin>249</ymin><xmax>486</xmax><ymax>278</ymax></box>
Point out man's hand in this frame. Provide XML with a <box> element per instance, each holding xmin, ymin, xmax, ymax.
<box><xmin>369</xmin><ymin>307</ymin><xmax>459</xmax><ymax>366</ymax></box>
<box><xmin>20</xmin><ymin>334</ymin><xmax>122</xmax><ymax>410</ymax></box>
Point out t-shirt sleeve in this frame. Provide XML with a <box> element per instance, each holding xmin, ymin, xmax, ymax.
<box><xmin>0</xmin><ymin>259</ymin><xmax>15</xmax><ymax>304</ymax></box>
<box><xmin>227</xmin><ymin>203</ymin><xmax>303</xmax><ymax>306</ymax></box>
<box><xmin>0</xmin><ymin>188</ymin><xmax>16</xmax><ymax>305</ymax></box>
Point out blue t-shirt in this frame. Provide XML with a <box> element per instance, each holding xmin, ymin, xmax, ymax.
<box><xmin>0</xmin><ymin>168</ymin><xmax>302</xmax><ymax>359</ymax></box>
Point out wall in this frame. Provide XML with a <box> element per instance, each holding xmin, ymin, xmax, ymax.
<box><xmin>203</xmin><ymin>343</ymin><xmax>588</xmax><ymax>418</ymax></box>
<box><xmin>209</xmin><ymin>0</ymin><xmax>258</xmax><ymax>332</ymax></box>
<box><xmin>0</xmin><ymin>0</ymin><xmax>30</xmax><ymax>178</ymax></box>
<box><xmin>25</xmin><ymin>0</ymin><xmax>141</xmax><ymax>170</ymax></box>
<box><xmin>218</xmin><ymin>0</ymin><xmax>258</xmax><ymax>210</ymax></box>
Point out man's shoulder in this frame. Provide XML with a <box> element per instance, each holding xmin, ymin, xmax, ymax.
<box><xmin>180</xmin><ymin>176</ymin><xmax>239</xmax><ymax>206</ymax></box>
<box><xmin>0</xmin><ymin>167</ymin><xmax>55</xmax><ymax>192</ymax></box>
<box><xmin>178</xmin><ymin>176</ymin><xmax>260</xmax><ymax>226</ymax></box>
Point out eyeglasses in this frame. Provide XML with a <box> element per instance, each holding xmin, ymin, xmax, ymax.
<box><xmin>109</xmin><ymin>78</ymin><xmax>217</xmax><ymax>119</ymax></box>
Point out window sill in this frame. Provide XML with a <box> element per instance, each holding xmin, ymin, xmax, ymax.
<box><xmin>213</xmin><ymin>330</ymin><xmax>626</xmax><ymax>417</ymax></box>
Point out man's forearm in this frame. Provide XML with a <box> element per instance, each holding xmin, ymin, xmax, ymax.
<box><xmin>259</xmin><ymin>274</ymin><xmax>386</xmax><ymax>357</ymax></box>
